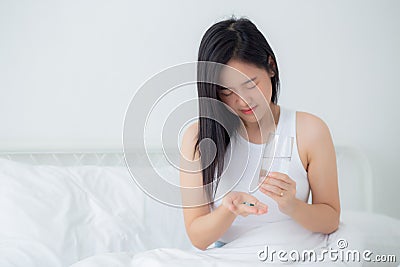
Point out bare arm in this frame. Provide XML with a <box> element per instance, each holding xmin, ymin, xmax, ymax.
<box><xmin>291</xmin><ymin>112</ymin><xmax>340</xmax><ymax>234</ymax></box>
<box><xmin>185</xmin><ymin>205</ymin><xmax>237</xmax><ymax>251</ymax></box>
<box><xmin>180</xmin><ymin>123</ymin><xmax>267</xmax><ymax>250</ymax></box>
<box><xmin>179</xmin><ymin>123</ymin><xmax>236</xmax><ymax>250</ymax></box>
<box><xmin>259</xmin><ymin>112</ymin><xmax>340</xmax><ymax>234</ymax></box>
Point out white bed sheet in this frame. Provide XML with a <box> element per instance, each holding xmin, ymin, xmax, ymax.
<box><xmin>70</xmin><ymin>211</ymin><xmax>400</xmax><ymax>267</ymax></box>
<box><xmin>0</xmin><ymin>152</ymin><xmax>398</xmax><ymax>267</ymax></box>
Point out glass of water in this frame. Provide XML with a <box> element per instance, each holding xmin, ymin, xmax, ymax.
<box><xmin>259</xmin><ymin>134</ymin><xmax>294</xmax><ymax>184</ymax></box>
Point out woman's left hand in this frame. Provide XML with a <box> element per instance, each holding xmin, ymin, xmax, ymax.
<box><xmin>258</xmin><ymin>172</ymin><xmax>299</xmax><ymax>216</ymax></box>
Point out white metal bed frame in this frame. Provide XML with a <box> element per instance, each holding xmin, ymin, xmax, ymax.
<box><xmin>0</xmin><ymin>151</ymin><xmax>126</xmax><ymax>166</ymax></box>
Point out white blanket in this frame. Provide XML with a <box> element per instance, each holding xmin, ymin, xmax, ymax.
<box><xmin>71</xmin><ymin>218</ymin><xmax>383</xmax><ymax>267</ymax></box>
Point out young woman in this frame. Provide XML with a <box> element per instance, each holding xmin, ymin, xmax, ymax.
<box><xmin>180</xmin><ymin>17</ymin><xmax>340</xmax><ymax>251</ymax></box>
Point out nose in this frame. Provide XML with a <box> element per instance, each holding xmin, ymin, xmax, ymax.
<box><xmin>235</xmin><ymin>91</ymin><xmax>253</xmax><ymax>107</ymax></box>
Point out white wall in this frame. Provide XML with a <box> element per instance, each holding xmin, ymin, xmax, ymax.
<box><xmin>0</xmin><ymin>0</ymin><xmax>399</xmax><ymax>219</ymax></box>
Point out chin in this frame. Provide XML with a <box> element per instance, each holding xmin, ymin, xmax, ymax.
<box><xmin>239</xmin><ymin>116</ymin><xmax>261</xmax><ymax>125</ymax></box>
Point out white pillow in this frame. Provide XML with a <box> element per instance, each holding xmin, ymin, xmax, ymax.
<box><xmin>335</xmin><ymin>146</ymin><xmax>373</xmax><ymax>212</ymax></box>
<box><xmin>0</xmin><ymin>158</ymin><xmax>145</xmax><ymax>266</ymax></box>
<box><xmin>341</xmin><ymin>211</ymin><xmax>400</xmax><ymax>266</ymax></box>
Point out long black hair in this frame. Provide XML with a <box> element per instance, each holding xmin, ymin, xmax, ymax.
<box><xmin>196</xmin><ymin>16</ymin><xmax>280</xmax><ymax>208</ymax></box>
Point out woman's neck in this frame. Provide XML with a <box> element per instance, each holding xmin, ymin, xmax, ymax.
<box><xmin>240</xmin><ymin>104</ymin><xmax>280</xmax><ymax>144</ymax></box>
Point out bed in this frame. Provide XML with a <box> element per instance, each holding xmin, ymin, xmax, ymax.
<box><xmin>0</xmin><ymin>146</ymin><xmax>398</xmax><ymax>266</ymax></box>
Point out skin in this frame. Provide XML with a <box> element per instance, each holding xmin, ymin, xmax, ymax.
<box><xmin>180</xmin><ymin>58</ymin><xmax>340</xmax><ymax>251</ymax></box>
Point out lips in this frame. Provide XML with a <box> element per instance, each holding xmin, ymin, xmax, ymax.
<box><xmin>240</xmin><ymin>106</ymin><xmax>257</xmax><ymax>115</ymax></box>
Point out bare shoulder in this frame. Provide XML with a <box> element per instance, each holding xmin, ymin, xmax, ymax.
<box><xmin>296</xmin><ymin>111</ymin><xmax>331</xmax><ymax>142</ymax></box>
<box><xmin>181</xmin><ymin>121</ymin><xmax>200</xmax><ymax>161</ymax></box>
<box><xmin>296</xmin><ymin>112</ymin><xmax>334</xmax><ymax>168</ymax></box>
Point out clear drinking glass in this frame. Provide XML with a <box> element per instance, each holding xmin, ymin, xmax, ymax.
<box><xmin>258</xmin><ymin>134</ymin><xmax>294</xmax><ymax>185</ymax></box>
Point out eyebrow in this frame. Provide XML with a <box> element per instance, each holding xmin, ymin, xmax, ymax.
<box><xmin>225</xmin><ymin>76</ymin><xmax>257</xmax><ymax>89</ymax></box>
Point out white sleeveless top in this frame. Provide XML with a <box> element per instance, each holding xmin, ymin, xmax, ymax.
<box><xmin>212</xmin><ymin>106</ymin><xmax>311</xmax><ymax>243</ymax></box>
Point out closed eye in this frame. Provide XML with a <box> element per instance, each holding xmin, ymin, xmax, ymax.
<box><xmin>219</xmin><ymin>89</ymin><xmax>233</xmax><ymax>97</ymax></box>
<box><xmin>246</xmin><ymin>83</ymin><xmax>258</xmax><ymax>89</ymax></box>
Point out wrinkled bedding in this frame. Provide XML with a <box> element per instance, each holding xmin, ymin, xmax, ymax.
<box><xmin>0</xmin><ymin>158</ymin><xmax>398</xmax><ymax>267</ymax></box>
<box><xmin>71</xmin><ymin>214</ymin><xmax>400</xmax><ymax>267</ymax></box>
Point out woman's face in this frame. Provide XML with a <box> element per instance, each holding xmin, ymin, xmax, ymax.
<box><xmin>218</xmin><ymin>59</ymin><xmax>274</xmax><ymax>126</ymax></box>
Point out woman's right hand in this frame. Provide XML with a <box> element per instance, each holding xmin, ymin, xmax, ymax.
<box><xmin>222</xmin><ymin>191</ymin><xmax>268</xmax><ymax>217</ymax></box>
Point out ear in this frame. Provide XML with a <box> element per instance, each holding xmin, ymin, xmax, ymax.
<box><xmin>269</xmin><ymin>70</ymin><xmax>275</xmax><ymax>78</ymax></box>
<box><xmin>267</xmin><ymin>56</ymin><xmax>276</xmax><ymax>77</ymax></box>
